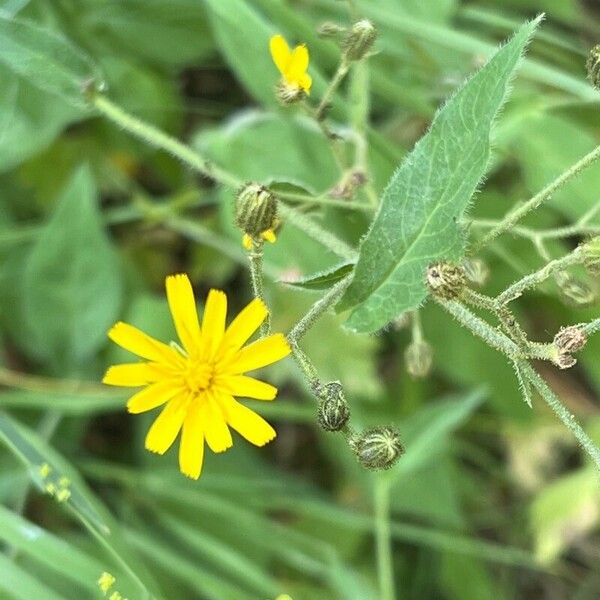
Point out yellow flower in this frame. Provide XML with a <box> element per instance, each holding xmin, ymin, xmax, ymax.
<box><xmin>97</xmin><ymin>572</ymin><xmax>115</xmax><ymax>594</ymax></box>
<box><xmin>269</xmin><ymin>34</ymin><xmax>312</xmax><ymax>96</ymax></box>
<box><xmin>103</xmin><ymin>274</ymin><xmax>290</xmax><ymax>480</ymax></box>
<box><xmin>242</xmin><ymin>229</ymin><xmax>277</xmax><ymax>250</ymax></box>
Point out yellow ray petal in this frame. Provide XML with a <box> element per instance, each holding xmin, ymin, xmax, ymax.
<box><xmin>201</xmin><ymin>289</ymin><xmax>227</xmax><ymax>359</ymax></box>
<box><xmin>201</xmin><ymin>393</ymin><xmax>232</xmax><ymax>453</ymax></box>
<box><xmin>215</xmin><ymin>374</ymin><xmax>278</xmax><ymax>400</ymax></box>
<box><xmin>127</xmin><ymin>380</ymin><xmax>182</xmax><ymax>414</ymax></box>
<box><xmin>108</xmin><ymin>322</ymin><xmax>180</xmax><ymax>365</ymax></box>
<box><xmin>145</xmin><ymin>396</ymin><xmax>187</xmax><ymax>454</ymax></box>
<box><xmin>223</xmin><ymin>333</ymin><xmax>290</xmax><ymax>374</ymax></box>
<box><xmin>179</xmin><ymin>405</ymin><xmax>205</xmax><ymax>480</ymax></box>
<box><xmin>286</xmin><ymin>44</ymin><xmax>309</xmax><ymax>83</ymax></box>
<box><xmin>222</xmin><ymin>396</ymin><xmax>276</xmax><ymax>447</ymax></box>
<box><xmin>166</xmin><ymin>274</ymin><xmax>201</xmax><ymax>353</ymax></box>
<box><xmin>269</xmin><ymin>34</ymin><xmax>291</xmax><ymax>75</ymax></box>
<box><xmin>217</xmin><ymin>298</ymin><xmax>267</xmax><ymax>358</ymax></box>
<box><xmin>298</xmin><ymin>72</ymin><xmax>312</xmax><ymax>94</ymax></box>
<box><xmin>102</xmin><ymin>362</ymin><xmax>170</xmax><ymax>387</ymax></box>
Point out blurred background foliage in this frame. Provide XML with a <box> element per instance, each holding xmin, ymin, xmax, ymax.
<box><xmin>0</xmin><ymin>0</ymin><xmax>599</xmax><ymax>598</ymax></box>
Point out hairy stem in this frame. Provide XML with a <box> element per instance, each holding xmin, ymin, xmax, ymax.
<box><xmin>248</xmin><ymin>241</ymin><xmax>271</xmax><ymax>337</ymax></box>
<box><xmin>316</xmin><ymin>59</ymin><xmax>350</xmax><ymax>121</ymax></box>
<box><xmin>497</xmin><ymin>245</ymin><xmax>584</xmax><ymax>305</ymax></box>
<box><xmin>92</xmin><ymin>95</ymin><xmax>241</xmax><ymax>189</ymax></box>
<box><xmin>472</xmin><ymin>143</ymin><xmax>600</xmax><ymax>253</ymax></box>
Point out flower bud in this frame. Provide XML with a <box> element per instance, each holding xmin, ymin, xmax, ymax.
<box><xmin>583</xmin><ymin>236</ymin><xmax>600</xmax><ymax>275</ymax></box>
<box><xmin>317</xmin><ymin>381</ymin><xmax>350</xmax><ymax>432</ymax></box>
<box><xmin>555</xmin><ymin>271</ymin><xmax>596</xmax><ymax>307</ymax></box>
<box><xmin>461</xmin><ymin>257</ymin><xmax>489</xmax><ymax>287</ymax></box>
<box><xmin>317</xmin><ymin>22</ymin><xmax>346</xmax><ymax>39</ymax></box>
<box><xmin>426</xmin><ymin>262</ymin><xmax>466</xmax><ymax>300</ymax></box>
<box><xmin>555</xmin><ymin>353</ymin><xmax>577</xmax><ymax>370</ymax></box>
<box><xmin>554</xmin><ymin>325</ymin><xmax>587</xmax><ymax>354</ymax></box>
<box><xmin>351</xmin><ymin>426</ymin><xmax>404</xmax><ymax>470</ymax></box>
<box><xmin>586</xmin><ymin>44</ymin><xmax>600</xmax><ymax>90</ymax></box>
<box><xmin>343</xmin><ymin>20</ymin><xmax>377</xmax><ymax>61</ymax></box>
<box><xmin>235</xmin><ymin>183</ymin><xmax>278</xmax><ymax>239</ymax></box>
<box><xmin>404</xmin><ymin>340</ymin><xmax>433</xmax><ymax>378</ymax></box>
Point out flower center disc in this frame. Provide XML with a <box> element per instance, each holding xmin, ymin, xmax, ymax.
<box><xmin>184</xmin><ymin>362</ymin><xmax>213</xmax><ymax>395</ymax></box>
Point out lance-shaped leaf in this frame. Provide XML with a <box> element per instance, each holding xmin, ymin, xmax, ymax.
<box><xmin>338</xmin><ymin>17</ymin><xmax>543</xmax><ymax>333</ymax></box>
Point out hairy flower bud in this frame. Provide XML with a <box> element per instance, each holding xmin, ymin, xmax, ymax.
<box><xmin>461</xmin><ymin>258</ymin><xmax>489</xmax><ymax>287</ymax></box>
<box><xmin>351</xmin><ymin>426</ymin><xmax>404</xmax><ymax>470</ymax></box>
<box><xmin>555</xmin><ymin>353</ymin><xmax>577</xmax><ymax>370</ymax></box>
<box><xmin>555</xmin><ymin>271</ymin><xmax>596</xmax><ymax>307</ymax></box>
<box><xmin>276</xmin><ymin>81</ymin><xmax>306</xmax><ymax>105</ymax></box>
<box><xmin>317</xmin><ymin>381</ymin><xmax>350</xmax><ymax>432</ymax></box>
<box><xmin>426</xmin><ymin>262</ymin><xmax>466</xmax><ymax>300</ymax></box>
<box><xmin>583</xmin><ymin>236</ymin><xmax>600</xmax><ymax>275</ymax></box>
<box><xmin>317</xmin><ymin>22</ymin><xmax>346</xmax><ymax>39</ymax></box>
<box><xmin>343</xmin><ymin>19</ymin><xmax>377</xmax><ymax>61</ymax></box>
<box><xmin>235</xmin><ymin>183</ymin><xmax>278</xmax><ymax>238</ymax></box>
<box><xmin>404</xmin><ymin>341</ymin><xmax>433</xmax><ymax>378</ymax></box>
<box><xmin>554</xmin><ymin>326</ymin><xmax>587</xmax><ymax>354</ymax></box>
<box><xmin>586</xmin><ymin>44</ymin><xmax>600</xmax><ymax>90</ymax></box>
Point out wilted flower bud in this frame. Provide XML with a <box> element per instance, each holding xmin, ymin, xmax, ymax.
<box><xmin>317</xmin><ymin>381</ymin><xmax>350</xmax><ymax>432</ymax></box>
<box><xmin>583</xmin><ymin>236</ymin><xmax>600</xmax><ymax>275</ymax></box>
<box><xmin>235</xmin><ymin>183</ymin><xmax>278</xmax><ymax>239</ymax></box>
<box><xmin>586</xmin><ymin>44</ymin><xmax>600</xmax><ymax>90</ymax></box>
<box><xmin>555</xmin><ymin>353</ymin><xmax>577</xmax><ymax>370</ymax></box>
<box><xmin>404</xmin><ymin>340</ymin><xmax>433</xmax><ymax>378</ymax></box>
<box><xmin>554</xmin><ymin>325</ymin><xmax>587</xmax><ymax>354</ymax></box>
<box><xmin>426</xmin><ymin>262</ymin><xmax>466</xmax><ymax>300</ymax></box>
<box><xmin>351</xmin><ymin>426</ymin><xmax>404</xmax><ymax>470</ymax></box>
<box><xmin>317</xmin><ymin>22</ymin><xmax>346</xmax><ymax>39</ymax></box>
<box><xmin>461</xmin><ymin>258</ymin><xmax>489</xmax><ymax>287</ymax></box>
<box><xmin>343</xmin><ymin>20</ymin><xmax>377</xmax><ymax>61</ymax></box>
<box><xmin>555</xmin><ymin>271</ymin><xmax>596</xmax><ymax>307</ymax></box>
<box><xmin>275</xmin><ymin>81</ymin><xmax>306</xmax><ymax>105</ymax></box>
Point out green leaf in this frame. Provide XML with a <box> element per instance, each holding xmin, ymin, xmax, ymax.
<box><xmin>0</xmin><ymin>553</ymin><xmax>64</xmax><ymax>600</ymax></box>
<box><xmin>22</xmin><ymin>165</ymin><xmax>123</xmax><ymax>371</ymax></box>
<box><xmin>338</xmin><ymin>17</ymin><xmax>542</xmax><ymax>332</ymax></box>
<box><xmin>0</xmin><ymin>14</ymin><xmax>101</xmax><ymax>107</ymax></box>
<box><xmin>281</xmin><ymin>261</ymin><xmax>354</xmax><ymax>292</ymax></box>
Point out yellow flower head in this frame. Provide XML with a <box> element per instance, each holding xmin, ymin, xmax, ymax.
<box><xmin>269</xmin><ymin>34</ymin><xmax>312</xmax><ymax>97</ymax></box>
<box><xmin>97</xmin><ymin>572</ymin><xmax>116</xmax><ymax>594</ymax></box>
<box><xmin>103</xmin><ymin>274</ymin><xmax>291</xmax><ymax>480</ymax></box>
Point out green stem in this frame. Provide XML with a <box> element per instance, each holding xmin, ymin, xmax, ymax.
<box><xmin>520</xmin><ymin>362</ymin><xmax>600</xmax><ymax>473</ymax></box>
<box><xmin>92</xmin><ymin>95</ymin><xmax>242</xmax><ymax>189</ymax></box>
<box><xmin>316</xmin><ymin>59</ymin><xmax>350</xmax><ymax>121</ymax></box>
<box><xmin>582</xmin><ymin>317</ymin><xmax>600</xmax><ymax>336</ymax></box>
<box><xmin>472</xmin><ymin>143</ymin><xmax>600</xmax><ymax>253</ymax></box>
<box><xmin>279</xmin><ymin>204</ymin><xmax>357</xmax><ymax>261</ymax></box>
<box><xmin>497</xmin><ymin>246</ymin><xmax>584</xmax><ymax>305</ymax></box>
<box><xmin>374</xmin><ymin>476</ymin><xmax>395</xmax><ymax>600</ymax></box>
<box><xmin>248</xmin><ymin>241</ymin><xmax>271</xmax><ymax>337</ymax></box>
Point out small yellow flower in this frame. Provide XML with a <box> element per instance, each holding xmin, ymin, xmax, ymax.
<box><xmin>109</xmin><ymin>593</ymin><xmax>123</xmax><ymax>600</ymax></box>
<box><xmin>39</xmin><ymin>463</ymin><xmax>51</xmax><ymax>479</ymax></box>
<box><xmin>269</xmin><ymin>34</ymin><xmax>312</xmax><ymax>96</ymax></box>
<box><xmin>242</xmin><ymin>229</ymin><xmax>277</xmax><ymax>250</ymax></box>
<box><xmin>44</xmin><ymin>483</ymin><xmax>57</xmax><ymax>496</ymax></box>
<box><xmin>103</xmin><ymin>274</ymin><xmax>291</xmax><ymax>480</ymax></box>
<box><xmin>97</xmin><ymin>572</ymin><xmax>115</xmax><ymax>594</ymax></box>
<box><xmin>56</xmin><ymin>488</ymin><xmax>71</xmax><ymax>503</ymax></box>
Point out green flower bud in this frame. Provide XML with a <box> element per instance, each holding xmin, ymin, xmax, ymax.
<box><xmin>343</xmin><ymin>19</ymin><xmax>377</xmax><ymax>62</ymax></box>
<box><xmin>555</xmin><ymin>271</ymin><xmax>596</xmax><ymax>307</ymax></box>
<box><xmin>317</xmin><ymin>381</ymin><xmax>350</xmax><ymax>432</ymax></box>
<box><xmin>404</xmin><ymin>340</ymin><xmax>433</xmax><ymax>378</ymax></box>
<box><xmin>351</xmin><ymin>426</ymin><xmax>404</xmax><ymax>470</ymax></box>
<box><xmin>235</xmin><ymin>183</ymin><xmax>278</xmax><ymax>238</ymax></box>
<box><xmin>426</xmin><ymin>262</ymin><xmax>466</xmax><ymax>300</ymax></box>
<box><xmin>583</xmin><ymin>236</ymin><xmax>600</xmax><ymax>275</ymax></box>
<box><xmin>317</xmin><ymin>22</ymin><xmax>346</xmax><ymax>39</ymax></box>
<box><xmin>586</xmin><ymin>44</ymin><xmax>600</xmax><ymax>90</ymax></box>
<box><xmin>461</xmin><ymin>258</ymin><xmax>489</xmax><ymax>287</ymax></box>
